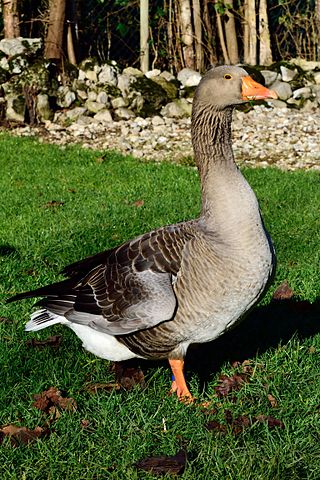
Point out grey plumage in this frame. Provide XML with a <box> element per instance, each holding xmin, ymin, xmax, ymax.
<box><xmin>8</xmin><ymin>66</ymin><xmax>276</xmax><ymax>390</ymax></box>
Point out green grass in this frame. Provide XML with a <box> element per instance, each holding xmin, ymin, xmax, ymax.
<box><xmin>0</xmin><ymin>133</ymin><xmax>320</xmax><ymax>479</ymax></box>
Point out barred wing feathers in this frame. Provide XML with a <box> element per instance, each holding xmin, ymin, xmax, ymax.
<box><xmin>9</xmin><ymin>223</ymin><xmax>195</xmax><ymax>335</ymax></box>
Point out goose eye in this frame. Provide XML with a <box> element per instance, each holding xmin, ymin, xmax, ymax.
<box><xmin>224</xmin><ymin>74</ymin><xmax>232</xmax><ymax>80</ymax></box>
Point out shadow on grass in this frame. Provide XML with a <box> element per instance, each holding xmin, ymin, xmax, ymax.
<box><xmin>119</xmin><ymin>298</ymin><xmax>320</xmax><ymax>390</ymax></box>
<box><xmin>187</xmin><ymin>297</ymin><xmax>320</xmax><ymax>384</ymax></box>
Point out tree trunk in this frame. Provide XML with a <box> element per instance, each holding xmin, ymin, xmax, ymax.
<box><xmin>178</xmin><ymin>0</ymin><xmax>194</xmax><ymax>68</ymax></box>
<box><xmin>203</xmin><ymin>0</ymin><xmax>217</xmax><ymax>65</ymax></box>
<box><xmin>3</xmin><ymin>0</ymin><xmax>20</xmax><ymax>38</ymax></box>
<box><xmin>316</xmin><ymin>0</ymin><xmax>320</xmax><ymax>60</ymax></box>
<box><xmin>216</xmin><ymin>11</ymin><xmax>230</xmax><ymax>64</ymax></box>
<box><xmin>66</xmin><ymin>0</ymin><xmax>77</xmax><ymax>64</ymax></box>
<box><xmin>192</xmin><ymin>0</ymin><xmax>202</xmax><ymax>71</ymax></box>
<box><xmin>224</xmin><ymin>0</ymin><xmax>239</xmax><ymax>64</ymax></box>
<box><xmin>258</xmin><ymin>0</ymin><xmax>272</xmax><ymax>65</ymax></box>
<box><xmin>45</xmin><ymin>0</ymin><xmax>66</xmax><ymax>61</ymax></box>
<box><xmin>243</xmin><ymin>0</ymin><xmax>257</xmax><ymax>65</ymax></box>
<box><xmin>140</xmin><ymin>0</ymin><xmax>149</xmax><ymax>72</ymax></box>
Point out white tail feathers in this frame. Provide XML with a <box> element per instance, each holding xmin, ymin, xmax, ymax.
<box><xmin>25</xmin><ymin>309</ymin><xmax>67</xmax><ymax>332</ymax></box>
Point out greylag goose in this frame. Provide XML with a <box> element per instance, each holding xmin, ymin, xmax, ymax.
<box><xmin>8</xmin><ymin>66</ymin><xmax>277</xmax><ymax>400</ymax></box>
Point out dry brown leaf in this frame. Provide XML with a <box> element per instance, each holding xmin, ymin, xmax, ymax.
<box><xmin>135</xmin><ymin>449</ymin><xmax>187</xmax><ymax>475</ymax></box>
<box><xmin>267</xmin><ymin>394</ymin><xmax>278</xmax><ymax>408</ymax></box>
<box><xmin>33</xmin><ymin>387</ymin><xmax>77</xmax><ymax>415</ymax></box>
<box><xmin>214</xmin><ymin>373</ymin><xmax>248</xmax><ymax>398</ymax></box>
<box><xmin>26</xmin><ymin>335</ymin><xmax>62</xmax><ymax>348</ymax></box>
<box><xmin>255</xmin><ymin>415</ymin><xmax>284</xmax><ymax>429</ymax></box>
<box><xmin>272</xmin><ymin>281</ymin><xmax>294</xmax><ymax>300</ymax></box>
<box><xmin>0</xmin><ymin>424</ymin><xmax>49</xmax><ymax>446</ymax></box>
<box><xmin>132</xmin><ymin>199</ymin><xmax>144</xmax><ymax>208</ymax></box>
<box><xmin>206</xmin><ymin>420</ymin><xmax>227</xmax><ymax>433</ymax></box>
<box><xmin>80</xmin><ymin>419</ymin><xmax>90</xmax><ymax>429</ymax></box>
<box><xmin>113</xmin><ymin>363</ymin><xmax>146</xmax><ymax>390</ymax></box>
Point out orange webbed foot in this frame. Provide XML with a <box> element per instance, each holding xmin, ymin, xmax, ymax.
<box><xmin>169</xmin><ymin>359</ymin><xmax>194</xmax><ymax>403</ymax></box>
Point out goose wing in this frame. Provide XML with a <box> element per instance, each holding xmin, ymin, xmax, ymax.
<box><xmin>10</xmin><ymin>223</ymin><xmax>195</xmax><ymax>334</ymax></box>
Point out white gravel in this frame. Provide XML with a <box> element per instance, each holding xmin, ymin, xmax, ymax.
<box><xmin>6</xmin><ymin>105</ymin><xmax>320</xmax><ymax>171</ymax></box>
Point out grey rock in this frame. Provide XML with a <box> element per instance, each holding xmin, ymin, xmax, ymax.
<box><xmin>57</xmin><ymin>87</ymin><xmax>76</xmax><ymax>108</ymax></box>
<box><xmin>98</xmin><ymin>64</ymin><xmax>118</xmax><ymax>86</ymax></box>
<box><xmin>161</xmin><ymin>99</ymin><xmax>192</xmax><ymax>118</ymax></box>
<box><xmin>261</xmin><ymin>70</ymin><xmax>278</xmax><ymax>86</ymax></box>
<box><xmin>94</xmin><ymin>108</ymin><xmax>113</xmax><ymax>123</ymax></box>
<box><xmin>78</xmin><ymin>69</ymin><xmax>86</xmax><ymax>81</ymax></box>
<box><xmin>36</xmin><ymin>94</ymin><xmax>53</xmax><ymax>121</ymax></box>
<box><xmin>117</xmin><ymin>74</ymin><xmax>132</xmax><ymax>97</ymax></box>
<box><xmin>269</xmin><ymin>99</ymin><xmax>288</xmax><ymax>109</ymax></box>
<box><xmin>160</xmin><ymin>71</ymin><xmax>175</xmax><ymax>82</ymax></box>
<box><xmin>152</xmin><ymin>115</ymin><xmax>165</xmax><ymax>126</ymax></box>
<box><xmin>111</xmin><ymin>96</ymin><xmax>129</xmax><ymax>109</ymax></box>
<box><xmin>286</xmin><ymin>97</ymin><xmax>301</xmax><ymax>107</ymax></box>
<box><xmin>0</xmin><ymin>37</ymin><xmax>42</xmax><ymax>56</ymax></box>
<box><xmin>292</xmin><ymin>87</ymin><xmax>312</xmax><ymax>100</ymax></box>
<box><xmin>6</xmin><ymin>94</ymin><xmax>25</xmax><ymax>122</ymax></box>
<box><xmin>114</xmin><ymin>107</ymin><xmax>136</xmax><ymax>120</ymax></box>
<box><xmin>96</xmin><ymin>91</ymin><xmax>109</xmax><ymax>105</ymax></box>
<box><xmin>85</xmin><ymin>100</ymin><xmax>105</xmax><ymax>114</ymax></box>
<box><xmin>65</xmin><ymin>107</ymin><xmax>88</xmax><ymax>121</ymax></box>
<box><xmin>313</xmin><ymin>72</ymin><xmax>320</xmax><ymax>85</ymax></box>
<box><xmin>280</xmin><ymin>66</ymin><xmax>297</xmax><ymax>82</ymax></box>
<box><xmin>145</xmin><ymin>69</ymin><xmax>161</xmax><ymax>78</ymax></box>
<box><xmin>0</xmin><ymin>57</ymin><xmax>9</xmax><ymax>70</ymax></box>
<box><xmin>270</xmin><ymin>80</ymin><xmax>292</xmax><ymax>101</ymax></box>
<box><xmin>289</xmin><ymin>58</ymin><xmax>320</xmax><ymax>71</ymax></box>
<box><xmin>85</xmin><ymin>70</ymin><xmax>98</xmax><ymax>82</ymax></box>
<box><xmin>122</xmin><ymin>67</ymin><xmax>144</xmax><ymax>77</ymax></box>
<box><xmin>77</xmin><ymin>89</ymin><xmax>88</xmax><ymax>100</ymax></box>
<box><xmin>87</xmin><ymin>91</ymin><xmax>97</xmax><ymax>101</ymax></box>
<box><xmin>177</xmin><ymin>68</ymin><xmax>202</xmax><ymax>87</ymax></box>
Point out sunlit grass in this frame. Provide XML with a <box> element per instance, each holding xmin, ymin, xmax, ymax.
<box><xmin>0</xmin><ymin>133</ymin><xmax>319</xmax><ymax>479</ymax></box>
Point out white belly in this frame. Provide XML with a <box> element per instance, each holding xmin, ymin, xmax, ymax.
<box><xmin>68</xmin><ymin>323</ymin><xmax>139</xmax><ymax>361</ymax></box>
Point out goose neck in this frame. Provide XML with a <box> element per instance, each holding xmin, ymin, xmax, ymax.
<box><xmin>191</xmin><ymin>106</ymin><xmax>234</xmax><ymax>174</ymax></box>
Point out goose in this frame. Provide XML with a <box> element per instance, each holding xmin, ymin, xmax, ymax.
<box><xmin>8</xmin><ymin>65</ymin><xmax>277</xmax><ymax>401</ymax></box>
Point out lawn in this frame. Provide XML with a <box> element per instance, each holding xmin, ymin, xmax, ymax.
<box><xmin>0</xmin><ymin>133</ymin><xmax>320</xmax><ymax>479</ymax></box>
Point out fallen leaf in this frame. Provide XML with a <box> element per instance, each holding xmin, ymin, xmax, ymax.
<box><xmin>231</xmin><ymin>415</ymin><xmax>252</xmax><ymax>435</ymax></box>
<box><xmin>84</xmin><ymin>382</ymin><xmax>121</xmax><ymax>394</ymax></box>
<box><xmin>309</xmin><ymin>346</ymin><xmax>316</xmax><ymax>354</ymax></box>
<box><xmin>206</xmin><ymin>420</ymin><xmax>227</xmax><ymax>434</ymax></box>
<box><xmin>113</xmin><ymin>363</ymin><xmax>146</xmax><ymax>390</ymax></box>
<box><xmin>33</xmin><ymin>387</ymin><xmax>77</xmax><ymax>415</ymax></box>
<box><xmin>43</xmin><ymin>200</ymin><xmax>65</xmax><ymax>208</ymax></box>
<box><xmin>132</xmin><ymin>199</ymin><xmax>144</xmax><ymax>208</ymax></box>
<box><xmin>214</xmin><ymin>373</ymin><xmax>248</xmax><ymax>398</ymax></box>
<box><xmin>80</xmin><ymin>419</ymin><xmax>90</xmax><ymax>429</ymax></box>
<box><xmin>267</xmin><ymin>394</ymin><xmax>278</xmax><ymax>408</ymax></box>
<box><xmin>26</xmin><ymin>335</ymin><xmax>62</xmax><ymax>348</ymax></box>
<box><xmin>0</xmin><ymin>424</ymin><xmax>49</xmax><ymax>446</ymax></box>
<box><xmin>135</xmin><ymin>449</ymin><xmax>187</xmax><ymax>475</ymax></box>
<box><xmin>272</xmin><ymin>280</ymin><xmax>294</xmax><ymax>300</ymax></box>
<box><xmin>256</xmin><ymin>415</ymin><xmax>284</xmax><ymax>429</ymax></box>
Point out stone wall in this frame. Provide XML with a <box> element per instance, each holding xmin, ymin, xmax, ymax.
<box><xmin>1</xmin><ymin>37</ymin><xmax>320</xmax><ymax>127</ymax></box>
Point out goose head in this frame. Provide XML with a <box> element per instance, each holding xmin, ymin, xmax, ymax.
<box><xmin>193</xmin><ymin>65</ymin><xmax>277</xmax><ymax>110</ymax></box>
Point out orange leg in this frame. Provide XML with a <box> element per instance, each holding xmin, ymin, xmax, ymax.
<box><xmin>168</xmin><ymin>359</ymin><xmax>194</xmax><ymax>402</ymax></box>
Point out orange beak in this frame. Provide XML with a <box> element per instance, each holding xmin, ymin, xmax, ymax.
<box><xmin>242</xmin><ymin>75</ymin><xmax>277</xmax><ymax>101</ymax></box>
